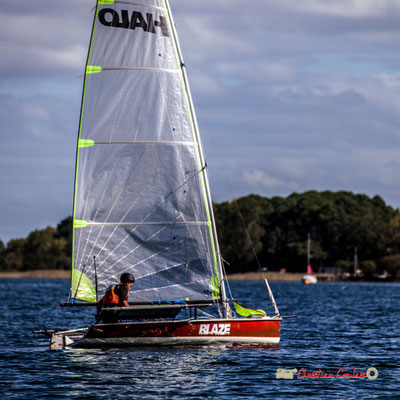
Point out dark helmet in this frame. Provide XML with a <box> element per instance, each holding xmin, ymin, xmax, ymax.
<box><xmin>120</xmin><ymin>273</ymin><xmax>135</xmax><ymax>283</ymax></box>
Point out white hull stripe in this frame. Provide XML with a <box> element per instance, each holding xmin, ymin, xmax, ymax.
<box><xmin>75</xmin><ymin>336</ymin><xmax>280</xmax><ymax>347</ymax></box>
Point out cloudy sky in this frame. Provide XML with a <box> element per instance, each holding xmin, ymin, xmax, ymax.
<box><xmin>1</xmin><ymin>0</ymin><xmax>400</xmax><ymax>243</ymax></box>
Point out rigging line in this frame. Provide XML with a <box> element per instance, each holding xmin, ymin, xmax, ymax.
<box><xmin>152</xmin><ymin>61</ymin><xmax>186</xmax><ymax>207</ymax></box>
<box><xmin>74</xmin><ymin>217</ymin><xmax>84</xmax><ymax>275</ymax></box>
<box><xmin>150</xmin><ymin>143</ymin><xmax>206</xmax><ymax>271</ymax></box>
<box><xmin>155</xmin><ymin>51</ymin><xmax>212</xmax><ymax>268</ymax></box>
<box><xmin>73</xmin><ymin>263</ymin><xmax>87</xmax><ymax>299</ymax></box>
<box><xmin>220</xmin><ymin>258</ymin><xmax>234</xmax><ymax>301</ymax></box>
<box><xmin>188</xmin><ymin>88</ymin><xmax>267</xmax><ymax>285</ymax></box>
<box><xmin>165</xmin><ymin>8</ymin><xmax>219</xmax><ymax>293</ymax></box>
<box><xmin>145</xmin><ymin>64</ymin><xmax>205</xmax><ymax>271</ymax></box>
<box><xmin>152</xmin><ymin>12</ymin><xmax>214</xmax><ymax>284</ymax></box>
<box><xmin>164</xmin><ymin>0</ymin><xmax>226</xmax><ymax>309</ymax></box>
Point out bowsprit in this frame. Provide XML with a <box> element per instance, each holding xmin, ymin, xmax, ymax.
<box><xmin>98</xmin><ymin>8</ymin><xmax>169</xmax><ymax>37</ymax></box>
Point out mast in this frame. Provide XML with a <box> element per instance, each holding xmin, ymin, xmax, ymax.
<box><xmin>307</xmin><ymin>232</ymin><xmax>311</xmax><ymax>272</ymax></box>
<box><xmin>353</xmin><ymin>246</ymin><xmax>358</xmax><ymax>276</ymax></box>
<box><xmin>163</xmin><ymin>0</ymin><xmax>228</xmax><ymax>314</ymax></box>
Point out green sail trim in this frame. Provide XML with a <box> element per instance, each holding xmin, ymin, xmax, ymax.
<box><xmin>233</xmin><ymin>300</ymin><xmax>266</xmax><ymax>317</ymax></box>
<box><xmin>71</xmin><ymin>269</ymin><xmax>97</xmax><ymax>303</ymax></box>
<box><xmin>98</xmin><ymin>0</ymin><xmax>114</xmax><ymax>4</ymax></box>
<box><xmin>86</xmin><ymin>65</ymin><xmax>102</xmax><ymax>74</ymax></box>
<box><xmin>78</xmin><ymin>139</ymin><xmax>95</xmax><ymax>148</ymax></box>
<box><xmin>74</xmin><ymin>219</ymin><xmax>88</xmax><ymax>228</ymax></box>
<box><xmin>210</xmin><ymin>274</ymin><xmax>220</xmax><ymax>299</ymax></box>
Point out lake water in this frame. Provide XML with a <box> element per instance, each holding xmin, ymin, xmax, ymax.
<box><xmin>0</xmin><ymin>279</ymin><xmax>399</xmax><ymax>399</ymax></box>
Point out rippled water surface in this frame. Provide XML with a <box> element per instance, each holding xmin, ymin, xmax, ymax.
<box><xmin>0</xmin><ymin>279</ymin><xmax>399</xmax><ymax>399</ymax></box>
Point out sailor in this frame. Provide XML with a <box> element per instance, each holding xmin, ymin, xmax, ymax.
<box><xmin>97</xmin><ymin>273</ymin><xmax>135</xmax><ymax>322</ymax></box>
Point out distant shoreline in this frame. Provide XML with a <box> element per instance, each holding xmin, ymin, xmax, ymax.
<box><xmin>0</xmin><ymin>269</ymin><xmax>330</xmax><ymax>281</ymax></box>
<box><xmin>0</xmin><ymin>270</ymin><xmax>70</xmax><ymax>279</ymax></box>
<box><xmin>1</xmin><ymin>270</ymin><xmax>396</xmax><ymax>282</ymax></box>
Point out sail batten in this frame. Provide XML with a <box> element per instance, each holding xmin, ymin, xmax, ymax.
<box><xmin>88</xmin><ymin>141</ymin><xmax>195</xmax><ymax>145</ymax></box>
<box><xmin>71</xmin><ymin>0</ymin><xmax>224</xmax><ymax>305</ymax></box>
<box><xmin>79</xmin><ymin>221</ymin><xmax>209</xmax><ymax>226</ymax></box>
<box><xmin>99</xmin><ymin>67</ymin><xmax>179</xmax><ymax>72</ymax></box>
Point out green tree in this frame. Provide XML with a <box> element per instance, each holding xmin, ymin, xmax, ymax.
<box><xmin>23</xmin><ymin>227</ymin><xmax>69</xmax><ymax>270</ymax></box>
<box><xmin>214</xmin><ymin>195</ymin><xmax>266</xmax><ymax>273</ymax></box>
<box><xmin>0</xmin><ymin>240</ymin><xmax>6</xmax><ymax>270</ymax></box>
<box><xmin>2</xmin><ymin>191</ymin><xmax>400</xmax><ymax>277</ymax></box>
<box><xmin>380</xmin><ymin>254</ymin><xmax>400</xmax><ymax>279</ymax></box>
<box><xmin>361</xmin><ymin>260</ymin><xmax>378</xmax><ymax>279</ymax></box>
<box><xmin>56</xmin><ymin>216</ymin><xmax>73</xmax><ymax>257</ymax></box>
<box><xmin>3</xmin><ymin>238</ymin><xmax>26</xmax><ymax>271</ymax></box>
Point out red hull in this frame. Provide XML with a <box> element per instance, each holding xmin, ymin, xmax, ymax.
<box><xmin>73</xmin><ymin>318</ymin><xmax>281</xmax><ymax>347</ymax></box>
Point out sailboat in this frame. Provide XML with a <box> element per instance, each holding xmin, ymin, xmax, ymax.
<box><xmin>302</xmin><ymin>233</ymin><xmax>317</xmax><ymax>284</ymax></box>
<box><xmin>39</xmin><ymin>0</ymin><xmax>282</xmax><ymax>348</ymax></box>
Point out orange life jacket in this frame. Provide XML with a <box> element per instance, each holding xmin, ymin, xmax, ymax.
<box><xmin>101</xmin><ymin>283</ymin><xmax>129</xmax><ymax>306</ymax></box>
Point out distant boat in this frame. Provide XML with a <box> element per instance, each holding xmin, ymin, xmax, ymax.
<box><xmin>35</xmin><ymin>0</ymin><xmax>283</xmax><ymax>348</ymax></box>
<box><xmin>302</xmin><ymin>234</ymin><xmax>317</xmax><ymax>284</ymax></box>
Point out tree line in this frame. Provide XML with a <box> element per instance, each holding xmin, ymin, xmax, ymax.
<box><xmin>1</xmin><ymin>191</ymin><xmax>400</xmax><ymax>279</ymax></box>
<box><xmin>213</xmin><ymin>191</ymin><xmax>400</xmax><ymax>278</ymax></box>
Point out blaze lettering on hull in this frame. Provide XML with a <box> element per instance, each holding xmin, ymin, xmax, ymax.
<box><xmin>98</xmin><ymin>8</ymin><xmax>169</xmax><ymax>37</ymax></box>
<box><xmin>198</xmin><ymin>324</ymin><xmax>231</xmax><ymax>336</ymax></box>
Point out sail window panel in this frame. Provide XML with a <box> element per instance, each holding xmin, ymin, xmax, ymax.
<box><xmin>75</xmin><ymin>143</ymin><xmax>208</xmax><ymax>225</ymax></box>
<box><xmin>81</xmin><ymin>70</ymin><xmax>192</xmax><ymax>143</ymax></box>
<box><xmin>91</xmin><ymin>3</ymin><xmax>176</xmax><ymax>70</ymax></box>
<box><xmin>74</xmin><ymin>223</ymin><xmax>215</xmax><ymax>303</ymax></box>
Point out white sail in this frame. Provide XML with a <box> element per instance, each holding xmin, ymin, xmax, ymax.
<box><xmin>71</xmin><ymin>0</ymin><xmax>224</xmax><ymax>305</ymax></box>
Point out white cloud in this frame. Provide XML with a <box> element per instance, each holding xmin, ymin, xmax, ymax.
<box><xmin>0</xmin><ymin>3</ymin><xmax>90</xmax><ymax>79</ymax></box>
<box><xmin>216</xmin><ymin>60</ymin><xmax>295</xmax><ymax>82</ymax></box>
<box><xmin>1</xmin><ymin>0</ymin><xmax>400</xmax><ymax>242</ymax></box>
<box><xmin>22</xmin><ymin>102</ymin><xmax>50</xmax><ymax>120</ymax></box>
<box><xmin>242</xmin><ymin>170</ymin><xmax>298</xmax><ymax>191</ymax></box>
<box><xmin>284</xmin><ymin>0</ymin><xmax>399</xmax><ymax>17</ymax></box>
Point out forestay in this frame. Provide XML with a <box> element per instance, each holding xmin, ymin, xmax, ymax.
<box><xmin>71</xmin><ymin>0</ymin><xmax>223</xmax><ymax>305</ymax></box>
